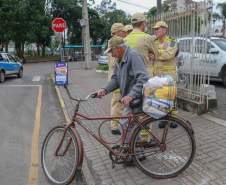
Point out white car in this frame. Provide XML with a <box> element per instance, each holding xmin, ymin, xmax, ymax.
<box><xmin>177</xmin><ymin>37</ymin><xmax>226</xmax><ymax>87</ymax></box>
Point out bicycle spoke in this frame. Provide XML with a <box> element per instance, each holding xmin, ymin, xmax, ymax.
<box><xmin>132</xmin><ymin>118</ymin><xmax>195</xmax><ymax>178</ymax></box>
<box><xmin>42</xmin><ymin>126</ymin><xmax>79</xmax><ymax>184</ymax></box>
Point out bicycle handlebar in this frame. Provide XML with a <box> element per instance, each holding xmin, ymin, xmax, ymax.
<box><xmin>64</xmin><ymin>85</ymin><xmax>98</xmax><ymax>102</ymax></box>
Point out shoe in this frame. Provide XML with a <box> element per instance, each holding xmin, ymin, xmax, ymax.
<box><xmin>158</xmin><ymin>122</ymin><xmax>166</xmax><ymax>129</ymax></box>
<box><xmin>111</xmin><ymin>129</ymin><xmax>121</xmax><ymax>135</ymax></box>
<box><xmin>170</xmin><ymin>122</ymin><xmax>178</xmax><ymax>128</ymax></box>
<box><xmin>158</xmin><ymin>122</ymin><xmax>178</xmax><ymax>129</ymax></box>
<box><xmin>124</xmin><ymin>156</ymin><xmax>134</xmax><ymax>166</ymax></box>
<box><xmin>143</xmin><ymin>139</ymin><xmax>158</xmax><ymax>148</ymax></box>
<box><xmin>138</xmin><ymin>152</ymin><xmax>146</xmax><ymax>161</ymax></box>
<box><xmin>136</xmin><ymin>139</ymin><xmax>158</xmax><ymax>148</ymax></box>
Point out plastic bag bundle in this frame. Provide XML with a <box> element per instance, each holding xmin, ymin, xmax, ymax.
<box><xmin>143</xmin><ymin>75</ymin><xmax>176</xmax><ymax>119</ymax></box>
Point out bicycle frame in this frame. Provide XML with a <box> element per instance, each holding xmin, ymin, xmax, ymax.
<box><xmin>72</xmin><ymin>111</ymin><xmax>136</xmax><ymax>154</ymax></box>
<box><xmin>55</xmin><ymin>108</ymin><xmax>165</xmax><ymax>158</ymax></box>
<box><xmin>55</xmin><ymin>86</ymin><xmax>167</xmax><ymax>164</ymax></box>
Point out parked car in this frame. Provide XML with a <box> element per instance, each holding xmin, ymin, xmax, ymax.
<box><xmin>177</xmin><ymin>37</ymin><xmax>226</xmax><ymax>87</ymax></box>
<box><xmin>0</xmin><ymin>52</ymin><xmax>23</xmax><ymax>82</ymax></box>
<box><xmin>98</xmin><ymin>53</ymin><xmax>108</xmax><ymax>65</ymax></box>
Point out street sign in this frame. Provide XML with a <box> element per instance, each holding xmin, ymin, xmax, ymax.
<box><xmin>52</xmin><ymin>18</ymin><xmax>67</xmax><ymax>32</ymax></box>
<box><xmin>55</xmin><ymin>60</ymin><xmax>68</xmax><ymax>85</ymax></box>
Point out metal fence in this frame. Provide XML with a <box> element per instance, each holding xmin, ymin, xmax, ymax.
<box><xmin>149</xmin><ymin>0</ymin><xmax>213</xmax><ymax>106</ymax></box>
<box><xmin>61</xmin><ymin>45</ymin><xmax>105</xmax><ymax>62</ymax></box>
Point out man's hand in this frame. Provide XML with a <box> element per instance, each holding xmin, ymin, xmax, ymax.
<box><xmin>121</xmin><ymin>96</ymin><xmax>133</xmax><ymax>107</ymax></box>
<box><xmin>97</xmin><ymin>88</ymin><xmax>107</xmax><ymax>98</ymax></box>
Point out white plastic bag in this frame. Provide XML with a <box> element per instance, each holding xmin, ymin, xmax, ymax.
<box><xmin>142</xmin><ymin>75</ymin><xmax>176</xmax><ymax>119</ymax></box>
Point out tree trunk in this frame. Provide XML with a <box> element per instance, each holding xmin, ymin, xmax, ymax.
<box><xmin>5</xmin><ymin>42</ymin><xmax>9</xmax><ymax>53</ymax></box>
<box><xmin>37</xmin><ymin>44</ymin><xmax>40</xmax><ymax>56</ymax></box>
<box><xmin>41</xmin><ymin>46</ymin><xmax>45</xmax><ymax>57</ymax></box>
<box><xmin>223</xmin><ymin>17</ymin><xmax>226</xmax><ymax>37</ymax></box>
<box><xmin>0</xmin><ymin>42</ymin><xmax>3</xmax><ymax>51</ymax></box>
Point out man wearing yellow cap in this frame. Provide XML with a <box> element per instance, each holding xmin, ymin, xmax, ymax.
<box><xmin>108</xmin><ymin>23</ymin><xmax>125</xmax><ymax>135</ymax></box>
<box><xmin>152</xmin><ymin>21</ymin><xmax>179</xmax><ymax>129</ymax></box>
<box><xmin>122</xmin><ymin>25</ymin><xmax>133</xmax><ymax>37</ymax></box>
<box><xmin>124</xmin><ymin>12</ymin><xmax>158</xmax><ymax>75</ymax></box>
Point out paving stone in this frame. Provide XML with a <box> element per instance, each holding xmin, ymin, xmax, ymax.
<box><xmin>60</xmin><ymin>66</ymin><xmax>226</xmax><ymax>185</ymax></box>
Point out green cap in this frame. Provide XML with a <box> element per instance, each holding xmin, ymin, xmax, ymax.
<box><xmin>111</xmin><ymin>23</ymin><xmax>124</xmax><ymax>34</ymax></box>
<box><xmin>131</xmin><ymin>13</ymin><xmax>146</xmax><ymax>24</ymax></box>
<box><xmin>105</xmin><ymin>36</ymin><xmax>124</xmax><ymax>53</ymax></box>
<box><xmin>153</xmin><ymin>21</ymin><xmax>168</xmax><ymax>29</ymax></box>
<box><xmin>123</xmin><ymin>25</ymin><xmax>133</xmax><ymax>32</ymax></box>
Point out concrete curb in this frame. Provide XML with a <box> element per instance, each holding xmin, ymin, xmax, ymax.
<box><xmin>95</xmin><ymin>70</ymin><xmax>108</xmax><ymax>74</ymax></box>
<box><xmin>24</xmin><ymin>60</ymin><xmax>58</xmax><ymax>64</ymax></box>
<box><xmin>51</xmin><ymin>77</ymin><xmax>96</xmax><ymax>185</ymax></box>
<box><xmin>202</xmin><ymin>114</ymin><xmax>226</xmax><ymax>127</ymax></box>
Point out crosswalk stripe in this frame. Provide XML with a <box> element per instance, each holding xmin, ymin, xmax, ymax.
<box><xmin>32</xmin><ymin>76</ymin><xmax>41</xmax><ymax>82</ymax></box>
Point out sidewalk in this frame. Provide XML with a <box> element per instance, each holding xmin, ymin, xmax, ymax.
<box><xmin>57</xmin><ymin>63</ymin><xmax>226</xmax><ymax>185</ymax></box>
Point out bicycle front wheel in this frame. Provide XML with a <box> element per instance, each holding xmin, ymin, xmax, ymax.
<box><xmin>41</xmin><ymin>126</ymin><xmax>80</xmax><ymax>185</ymax></box>
<box><xmin>131</xmin><ymin>116</ymin><xmax>196</xmax><ymax>179</ymax></box>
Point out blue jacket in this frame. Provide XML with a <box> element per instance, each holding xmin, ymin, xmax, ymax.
<box><xmin>104</xmin><ymin>47</ymin><xmax>149</xmax><ymax>102</ymax></box>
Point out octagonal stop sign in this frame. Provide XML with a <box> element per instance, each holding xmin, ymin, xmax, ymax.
<box><xmin>52</xmin><ymin>18</ymin><xmax>67</xmax><ymax>32</ymax></box>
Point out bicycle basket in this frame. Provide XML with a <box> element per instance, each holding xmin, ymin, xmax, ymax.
<box><xmin>142</xmin><ymin>75</ymin><xmax>176</xmax><ymax>119</ymax></box>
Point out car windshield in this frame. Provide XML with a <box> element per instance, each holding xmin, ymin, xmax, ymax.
<box><xmin>212</xmin><ymin>39</ymin><xmax>226</xmax><ymax>51</ymax></box>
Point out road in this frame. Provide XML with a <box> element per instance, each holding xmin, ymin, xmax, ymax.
<box><xmin>0</xmin><ymin>62</ymin><xmax>86</xmax><ymax>185</ymax></box>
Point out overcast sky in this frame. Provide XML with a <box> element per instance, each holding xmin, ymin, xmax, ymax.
<box><xmin>94</xmin><ymin>0</ymin><xmax>156</xmax><ymax>14</ymax></box>
<box><xmin>93</xmin><ymin>0</ymin><xmax>225</xmax><ymax>15</ymax></box>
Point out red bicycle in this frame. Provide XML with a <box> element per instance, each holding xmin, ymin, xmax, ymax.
<box><xmin>41</xmin><ymin>85</ymin><xmax>196</xmax><ymax>185</ymax></box>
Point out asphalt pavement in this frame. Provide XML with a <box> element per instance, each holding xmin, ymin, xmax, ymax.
<box><xmin>0</xmin><ymin>62</ymin><xmax>87</xmax><ymax>185</ymax></box>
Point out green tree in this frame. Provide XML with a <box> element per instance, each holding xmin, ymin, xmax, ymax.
<box><xmin>216</xmin><ymin>2</ymin><xmax>226</xmax><ymax>36</ymax></box>
<box><xmin>0</xmin><ymin>0</ymin><xmax>53</xmax><ymax>56</ymax></box>
<box><xmin>96</xmin><ymin>0</ymin><xmax>116</xmax><ymax>15</ymax></box>
<box><xmin>99</xmin><ymin>10</ymin><xmax>130</xmax><ymax>44</ymax></box>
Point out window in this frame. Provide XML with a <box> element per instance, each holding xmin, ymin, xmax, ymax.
<box><xmin>195</xmin><ymin>39</ymin><xmax>214</xmax><ymax>53</ymax></box>
<box><xmin>179</xmin><ymin>39</ymin><xmax>192</xmax><ymax>52</ymax></box>
<box><xmin>7</xmin><ymin>54</ymin><xmax>17</xmax><ymax>62</ymax></box>
<box><xmin>2</xmin><ymin>53</ymin><xmax>9</xmax><ymax>62</ymax></box>
<box><xmin>0</xmin><ymin>54</ymin><xmax>3</xmax><ymax>61</ymax></box>
<box><xmin>213</xmin><ymin>39</ymin><xmax>226</xmax><ymax>51</ymax></box>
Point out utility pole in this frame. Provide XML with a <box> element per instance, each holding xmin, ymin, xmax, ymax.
<box><xmin>157</xmin><ymin>0</ymin><xmax>162</xmax><ymax>16</ymax></box>
<box><xmin>82</xmin><ymin>0</ymin><xmax>92</xmax><ymax>69</ymax></box>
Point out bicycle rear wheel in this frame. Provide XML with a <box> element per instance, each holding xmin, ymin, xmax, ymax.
<box><xmin>131</xmin><ymin>116</ymin><xmax>196</xmax><ymax>179</ymax></box>
<box><xmin>41</xmin><ymin>126</ymin><xmax>80</xmax><ymax>185</ymax></box>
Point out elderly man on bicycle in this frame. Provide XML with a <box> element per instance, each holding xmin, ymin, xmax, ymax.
<box><xmin>97</xmin><ymin>36</ymin><xmax>149</xmax><ymax>142</ymax></box>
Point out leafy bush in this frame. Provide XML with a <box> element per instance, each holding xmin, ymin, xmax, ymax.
<box><xmin>97</xmin><ymin>64</ymin><xmax>109</xmax><ymax>71</ymax></box>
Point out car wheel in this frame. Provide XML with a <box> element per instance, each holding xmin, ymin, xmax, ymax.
<box><xmin>18</xmin><ymin>68</ymin><xmax>23</xmax><ymax>78</ymax></box>
<box><xmin>0</xmin><ymin>70</ymin><xmax>5</xmax><ymax>83</ymax></box>
<box><xmin>223</xmin><ymin>69</ymin><xmax>226</xmax><ymax>88</ymax></box>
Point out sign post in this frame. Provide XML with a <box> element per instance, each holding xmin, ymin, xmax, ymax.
<box><xmin>55</xmin><ymin>60</ymin><xmax>68</xmax><ymax>86</ymax></box>
<box><xmin>52</xmin><ymin>18</ymin><xmax>67</xmax><ymax>33</ymax></box>
<box><xmin>52</xmin><ymin>18</ymin><xmax>68</xmax><ymax>86</ymax></box>
<box><xmin>52</xmin><ymin>18</ymin><xmax>67</xmax><ymax>60</ymax></box>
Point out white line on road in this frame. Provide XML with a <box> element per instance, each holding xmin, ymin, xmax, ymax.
<box><xmin>32</xmin><ymin>76</ymin><xmax>41</xmax><ymax>82</ymax></box>
<box><xmin>0</xmin><ymin>84</ymin><xmax>41</xmax><ymax>87</ymax></box>
<box><xmin>27</xmin><ymin>85</ymin><xmax>42</xmax><ymax>185</ymax></box>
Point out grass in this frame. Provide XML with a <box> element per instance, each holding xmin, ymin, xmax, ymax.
<box><xmin>96</xmin><ymin>64</ymin><xmax>109</xmax><ymax>71</ymax></box>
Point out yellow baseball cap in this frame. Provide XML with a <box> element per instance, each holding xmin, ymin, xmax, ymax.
<box><xmin>131</xmin><ymin>13</ymin><xmax>147</xmax><ymax>24</ymax></box>
<box><xmin>111</xmin><ymin>23</ymin><xmax>124</xmax><ymax>34</ymax></box>
<box><xmin>153</xmin><ymin>21</ymin><xmax>168</xmax><ymax>29</ymax></box>
<box><xmin>123</xmin><ymin>25</ymin><xmax>133</xmax><ymax>32</ymax></box>
<box><xmin>104</xmin><ymin>36</ymin><xmax>124</xmax><ymax>53</ymax></box>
